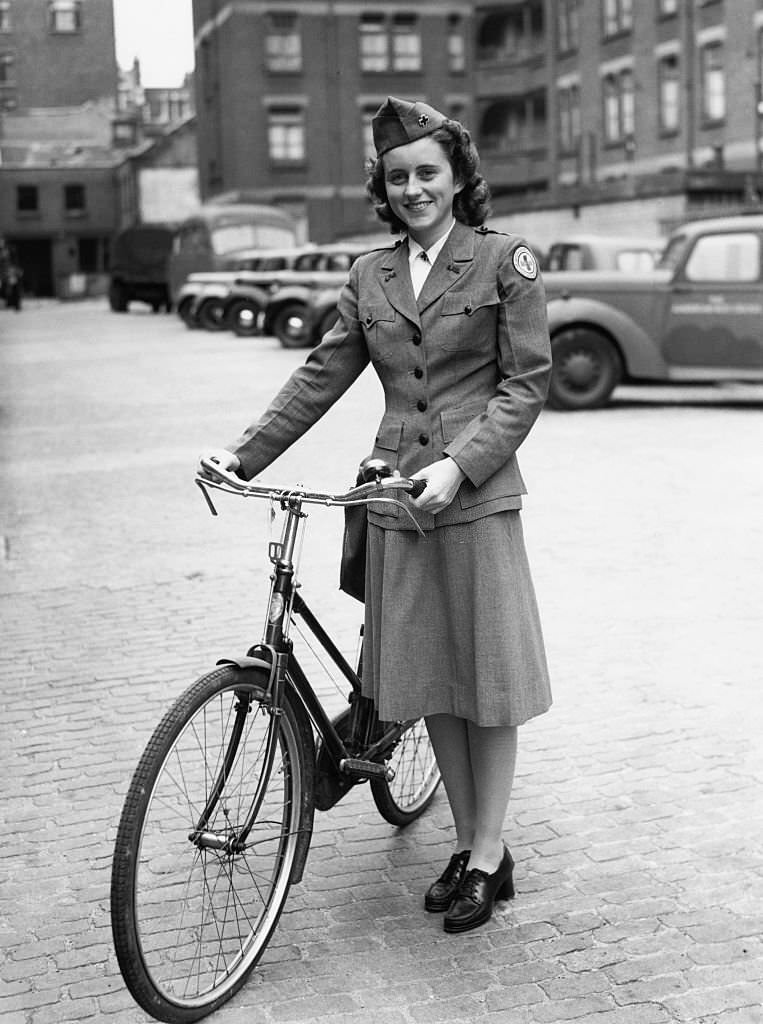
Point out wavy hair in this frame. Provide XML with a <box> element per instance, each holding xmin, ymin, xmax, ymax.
<box><xmin>364</xmin><ymin>118</ymin><xmax>491</xmax><ymax>233</ymax></box>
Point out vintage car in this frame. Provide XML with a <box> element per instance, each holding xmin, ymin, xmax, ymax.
<box><xmin>250</xmin><ymin>243</ymin><xmax>372</xmax><ymax>347</ymax></box>
<box><xmin>542</xmin><ymin>234</ymin><xmax>664</xmax><ymax>273</ymax></box>
<box><xmin>304</xmin><ymin>215</ymin><xmax>763</xmax><ymax>410</ymax></box>
<box><xmin>176</xmin><ymin>246</ymin><xmax>317</xmax><ymax>330</ymax></box>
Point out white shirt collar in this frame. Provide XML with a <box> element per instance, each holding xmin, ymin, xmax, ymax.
<box><xmin>407</xmin><ymin>219</ymin><xmax>456</xmax><ymax>268</ymax></box>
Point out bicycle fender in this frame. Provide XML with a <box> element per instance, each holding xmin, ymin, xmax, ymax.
<box><xmin>216</xmin><ymin>655</ymin><xmax>273</xmax><ymax>672</ymax></box>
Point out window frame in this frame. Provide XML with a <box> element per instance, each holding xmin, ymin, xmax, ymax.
<box><xmin>48</xmin><ymin>0</ymin><xmax>82</xmax><ymax>34</ymax></box>
<box><xmin>700</xmin><ymin>39</ymin><xmax>725</xmax><ymax>125</ymax></box>
<box><xmin>657</xmin><ymin>52</ymin><xmax>681</xmax><ymax>135</ymax></box>
<box><xmin>447</xmin><ymin>15</ymin><xmax>466</xmax><ymax>73</ymax></box>
<box><xmin>359</xmin><ymin>14</ymin><xmax>389</xmax><ymax>73</ymax></box>
<box><xmin>0</xmin><ymin>2</ymin><xmax>11</xmax><ymax>33</ymax></box>
<box><xmin>558</xmin><ymin>0</ymin><xmax>580</xmax><ymax>55</ymax></box>
<box><xmin>63</xmin><ymin>183</ymin><xmax>86</xmax><ymax>215</ymax></box>
<box><xmin>265</xmin><ymin>12</ymin><xmax>302</xmax><ymax>74</ymax></box>
<box><xmin>267</xmin><ymin>107</ymin><xmax>306</xmax><ymax>165</ymax></box>
<box><xmin>0</xmin><ymin>50</ymin><xmax>14</xmax><ymax>84</ymax></box>
<box><xmin>656</xmin><ymin>0</ymin><xmax>678</xmax><ymax>18</ymax></box>
<box><xmin>17</xmin><ymin>184</ymin><xmax>40</xmax><ymax>214</ymax></box>
<box><xmin>602</xmin><ymin>0</ymin><xmax>632</xmax><ymax>40</ymax></box>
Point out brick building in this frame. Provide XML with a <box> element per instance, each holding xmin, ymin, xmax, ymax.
<box><xmin>0</xmin><ymin>0</ymin><xmax>117</xmax><ymax>111</ymax></box>
<box><xmin>191</xmin><ymin>0</ymin><xmax>763</xmax><ymax>245</ymax></box>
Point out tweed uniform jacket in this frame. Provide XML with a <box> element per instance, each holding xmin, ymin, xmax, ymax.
<box><xmin>229</xmin><ymin>220</ymin><xmax>552</xmax><ymax>532</ymax></box>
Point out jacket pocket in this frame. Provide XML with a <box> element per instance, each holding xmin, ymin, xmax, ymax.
<box><xmin>360</xmin><ymin>303</ymin><xmax>398</xmax><ymax>364</ymax></box>
<box><xmin>440</xmin><ymin>287</ymin><xmax>500</xmax><ymax>351</ymax></box>
<box><xmin>440</xmin><ymin>404</ymin><xmax>527</xmax><ymax>509</ymax></box>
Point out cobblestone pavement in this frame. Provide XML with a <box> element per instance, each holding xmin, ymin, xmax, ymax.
<box><xmin>1</xmin><ymin>300</ymin><xmax>762</xmax><ymax>1024</ymax></box>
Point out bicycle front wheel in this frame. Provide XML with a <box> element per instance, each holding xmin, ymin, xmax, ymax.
<box><xmin>111</xmin><ymin>665</ymin><xmax>314</xmax><ymax>1023</ymax></box>
<box><xmin>371</xmin><ymin>718</ymin><xmax>441</xmax><ymax>826</ymax></box>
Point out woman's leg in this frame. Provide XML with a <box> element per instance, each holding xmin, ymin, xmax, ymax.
<box><xmin>466</xmin><ymin>722</ymin><xmax>518</xmax><ymax>873</ymax></box>
<box><xmin>425</xmin><ymin>713</ymin><xmax>475</xmax><ymax>852</ymax></box>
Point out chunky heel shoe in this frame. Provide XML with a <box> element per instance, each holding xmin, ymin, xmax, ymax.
<box><xmin>443</xmin><ymin>846</ymin><xmax>515</xmax><ymax>933</ymax></box>
<box><xmin>424</xmin><ymin>849</ymin><xmax>471</xmax><ymax>913</ymax></box>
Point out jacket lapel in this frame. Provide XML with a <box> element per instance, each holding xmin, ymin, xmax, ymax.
<box><xmin>379</xmin><ymin>241</ymin><xmax>420</xmax><ymax>327</ymax></box>
<box><xmin>417</xmin><ymin>221</ymin><xmax>475</xmax><ymax>314</ymax></box>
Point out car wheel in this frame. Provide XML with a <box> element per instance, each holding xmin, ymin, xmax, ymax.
<box><xmin>272</xmin><ymin>302</ymin><xmax>310</xmax><ymax>348</ymax></box>
<box><xmin>197</xmin><ymin>296</ymin><xmax>230</xmax><ymax>331</ymax></box>
<box><xmin>548</xmin><ymin>328</ymin><xmax>622</xmax><ymax>410</ymax></box>
<box><xmin>177</xmin><ymin>295</ymin><xmax>199</xmax><ymax>329</ymax></box>
<box><xmin>229</xmin><ymin>298</ymin><xmax>262</xmax><ymax>337</ymax></box>
<box><xmin>109</xmin><ymin>283</ymin><xmax>128</xmax><ymax>313</ymax></box>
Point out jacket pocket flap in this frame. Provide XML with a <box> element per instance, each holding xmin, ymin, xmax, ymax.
<box><xmin>360</xmin><ymin>303</ymin><xmax>396</xmax><ymax>327</ymax></box>
<box><xmin>441</xmin><ymin>288</ymin><xmax>499</xmax><ymax>317</ymax></box>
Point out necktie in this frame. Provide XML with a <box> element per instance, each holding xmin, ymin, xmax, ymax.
<box><xmin>411</xmin><ymin>250</ymin><xmax>431</xmax><ymax>299</ymax></box>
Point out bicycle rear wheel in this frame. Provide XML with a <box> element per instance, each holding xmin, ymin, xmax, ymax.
<box><xmin>111</xmin><ymin>665</ymin><xmax>314</xmax><ymax>1023</ymax></box>
<box><xmin>371</xmin><ymin>718</ymin><xmax>441</xmax><ymax>826</ymax></box>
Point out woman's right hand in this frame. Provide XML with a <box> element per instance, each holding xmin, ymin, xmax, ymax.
<box><xmin>197</xmin><ymin>449</ymin><xmax>241</xmax><ymax>480</ymax></box>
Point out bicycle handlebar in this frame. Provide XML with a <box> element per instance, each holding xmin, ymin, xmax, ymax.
<box><xmin>196</xmin><ymin>457</ymin><xmax>426</xmax><ymax>509</ymax></box>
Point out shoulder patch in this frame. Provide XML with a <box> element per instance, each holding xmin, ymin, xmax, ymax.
<box><xmin>512</xmin><ymin>245</ymin><xmax>538</xmax><ymax>280</ymax></box>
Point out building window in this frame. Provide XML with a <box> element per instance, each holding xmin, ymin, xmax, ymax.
<box><xmin>361</xmin><ymin>107</ymin><xmax>377</xmax><ymax>163</ymax></box>
<box><xmin>701</xmin><ymin>41</ymin><xmax>725</xmax><ymax>123</ymax></box>
<box><xmin>267</xmin><ymin>107</ymin><xmax>305</xmax><ymax>163</ymax></box>
<box><xmin>0</xmin><ymin>3</ymin><xmax>11</xmax><ymax>32</ymax></box>
<box><xmin>602</xmin><ymin>69</ymin><xmax>634</xmax><ymax>144</ymax></box>
<box><xmin>17</xmin><ymin>185</ymin><xmax>39</xmax><ymax>213</ymax></box>
<box><xmin>392</xmin><ymin>14</ymin><xmax>421</xmax><ymax>71</ymax></box>
<box><xmin>558</xmin><ymin>0</ymin><xmax>579</xmax><ymax>54</ymax></box>
<box><xmin>558</xmin><ymin>83</ymin><xmax>581</xmax><ymax>153</ymax></box>
<box><xmin>49</xmin><ymin>0</ymin><xmax>82</xmax><ymax>33</ymax></box>
<box><xmin>602</xmin><ymin>0</ymin><xmax>632</xmax><ymax>38</ymax></box>
<box><xmin>658</xmin><ymin>53</ymin><xmax>680</xmax><ymax>133</ymax></box>
<box><xmin>64</xmin><ymin>183</ymin><xmax>86</xmax><ymax>214</ymax></box>
<box><xmin>657</xmin><ymin>0</ymin><xmax>678</xmax><ymax>17</ymax></box>
<box><xmin>447</xmin><ymin>15</ymin><xmax>466</xmax><ymax>73</ymax></box>
<box><xmin>265</xmin><ymin>12</ymin><xmax>302</xmax><ymax>73</ymax></box>
<box><xmin>360</xmin><ymin>14</ymin><xmax>388</xmax><ymax>72</ymax></box>
<box><xmin>0</xmin><ymin>51</ymin><xmax>13</xmax><ymax>83</ymax></box>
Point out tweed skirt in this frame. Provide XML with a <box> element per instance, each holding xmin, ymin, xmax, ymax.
<box><xmin>361</xmin><ymin>512</ymin><xmax>552</xmax><ymax>727</ymax></box>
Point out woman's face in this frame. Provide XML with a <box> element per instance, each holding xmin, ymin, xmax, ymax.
<box><xmin>381</xmin><ymin>136</ymin><xmax>462</xmax><ymax>250</ymax></box>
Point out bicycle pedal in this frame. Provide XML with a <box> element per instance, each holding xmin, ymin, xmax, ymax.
<box><xmin>339</xmin><ymin>757</ymin><xmax>394</xmax><ymax>781</ymax></box>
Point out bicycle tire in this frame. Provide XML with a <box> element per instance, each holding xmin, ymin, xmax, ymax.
<box><xmin>371</xmin><ymin>718</ymin><xmax>441</xmax><ymax>826</ymax></box>
<box><xmin>111</xmin><ymin>665</ymin><xmax>314</xmax><ymax>1023</ymax></box>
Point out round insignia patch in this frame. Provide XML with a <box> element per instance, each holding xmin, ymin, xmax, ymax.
<box><xmin>512</xmin><ymin>246</ymin><xmax>538</xmax><ymax>280</ymax></box>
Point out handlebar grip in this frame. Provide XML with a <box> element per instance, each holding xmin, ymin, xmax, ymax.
<box><xmin>409</xmin><ymin>479</ymin><xmax>426</xmax><ymax>499</ymax></box>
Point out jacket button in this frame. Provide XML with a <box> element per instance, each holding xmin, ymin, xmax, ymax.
<box><xmin>365</xmin><ymin>314</ymin><xmax>373</xmax><ymax>325</ymax></box>
<box><xmin>418</xmin><ymin>433</ymin><xmax>429</xmax><ymax>446</ymax></box>
<box><xmin>417</xmin><ymin>399</ymin><xmax>427</xmax><ymax>412</ymax></box>
<box><xmin>464</xmin><ymin>303</ymin><xmax>473</xmax><ymax>315</ymax></box>
<box><xmin>412</xmin><ymin>332</ymin><xmax>421</xmax><ymax>345</ymax></box>
<box><xmin>414</xmin><ymin>366</ymin><xmax>423</xmax><ymax>379</ymax></box>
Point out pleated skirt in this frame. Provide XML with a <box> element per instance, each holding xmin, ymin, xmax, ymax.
<box><xmin>361</xmin><ymin>512</ymin><xmax>552</xmax><ymax>727</ymax></box>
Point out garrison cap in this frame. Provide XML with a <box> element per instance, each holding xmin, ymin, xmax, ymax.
<box><xmin>372</xmin><ymin>96</ymin><xmax>447</xmax><ymax>157</ymax></box>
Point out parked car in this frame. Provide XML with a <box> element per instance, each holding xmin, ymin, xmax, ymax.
<box><xmin>542</xmin><ymin>234</ymin><xmax>664</xmax><ymax>273</ymax></box>
<box><xmin>109</xmin><ymin>223</ymin><xmax>176</xmax><ymax>313</ymax></box>
<box><xmin>177</xmin><ymin>246</ymin><xmax>317</xmax><ymax>330</ymax></box>
<box><xmin>167</xmin><ymin>203</ymin><xmax>298</xmax><ymax>306</ymax></box>
<box><xmin>305</xmin><ymin>216</ymin><xmax>763</xmax><ymax>409</ymax></box>
<box><xmin>545</xmin><ymin>215</ymin><xmax>763</xmax><ymax>408</ymax></box>
<box><xmin>258</xmin><ymin>243</ymin><xmax>371</xmax><ymax>347</ymax></box>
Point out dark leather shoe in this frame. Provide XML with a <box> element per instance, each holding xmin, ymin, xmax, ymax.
<box><xmin>443</xmin><ymin>846</ymin><xmax>515</xmax><ymax>933</ymax></box>
<box><xmin>424</xmin><ymin>849</ymin><xmax>471</xmax><ymax>912</ymax></box>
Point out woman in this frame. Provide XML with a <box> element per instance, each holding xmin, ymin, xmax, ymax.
<box><xmin>201</xmin><ymin>96</ymin><xmax>552</xmax><ymax>933</ymax></box>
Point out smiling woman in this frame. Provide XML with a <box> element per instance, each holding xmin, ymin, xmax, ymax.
<box><xmin>112</xmin><ymin>0</ymin><xmax>194</xmax><ymax>86</ymax></box>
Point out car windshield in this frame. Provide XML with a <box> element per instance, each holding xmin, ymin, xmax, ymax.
<box><xmin>211</xmin><ymin>223</ymin><xmax>296</xmax><ymax>255</ymax></box>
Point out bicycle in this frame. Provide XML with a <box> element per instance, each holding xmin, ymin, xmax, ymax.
<box><xmin>110</xmin><ymin>459</ymin><xmax>441</xmax><ymax>1023</ymax></box>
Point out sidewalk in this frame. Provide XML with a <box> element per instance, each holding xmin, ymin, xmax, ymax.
<box><xmin>1</xmin><ymin>302</ymin><xmax>762</xmax><ymax>1023</ymax></box>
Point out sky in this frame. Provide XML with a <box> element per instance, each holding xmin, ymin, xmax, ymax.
<box><xmin>112</xmin><ymin>0</ymin><xmax>195</xmax><ymax>88</ymax></box>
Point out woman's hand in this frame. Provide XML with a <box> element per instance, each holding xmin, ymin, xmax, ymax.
<box><xmin>411</xmin><ymin>457</ymin><xmax>466</xmax><ymax>514</ymax></box>
<box><xmin>198</xmin><ymin>449</ymin><xmax>241</xmax><ymax>480</ymax></box>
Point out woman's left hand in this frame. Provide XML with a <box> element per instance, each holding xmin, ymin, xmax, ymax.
<box><xmin>411</xmin><ymin>457</ymin><xmax>466</xmax><ymax>514</ymax></box>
